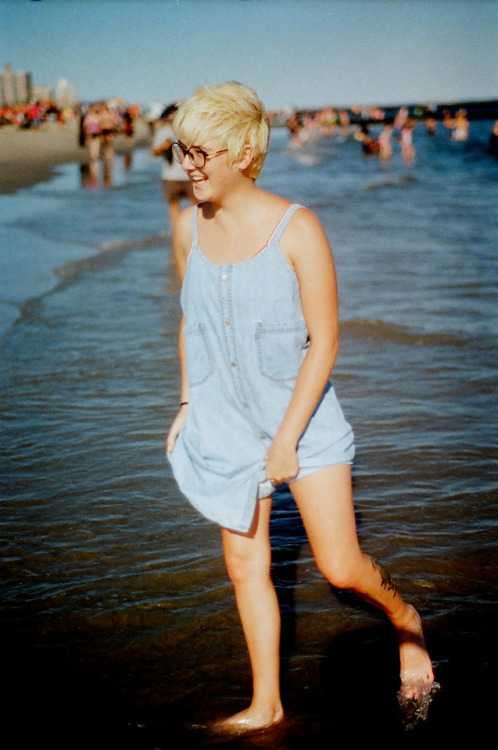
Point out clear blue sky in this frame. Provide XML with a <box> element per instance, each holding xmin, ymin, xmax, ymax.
<box><xmin>1</xmin><ymin>0</ymin><xmax>497</xmax><ymax>110</ymax></box>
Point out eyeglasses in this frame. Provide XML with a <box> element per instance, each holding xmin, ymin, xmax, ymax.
<box><xmin>172</xmin><ymin>142</ymin><xmax>228</xmax><ymax>169</ymax></box>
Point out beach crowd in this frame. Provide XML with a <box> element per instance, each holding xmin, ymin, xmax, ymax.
<box><xmin>0</xmin><ymin>99</ymin><xmax>75</xmax><ymax>128</ymax></box>
<box><xmin>286</xmin><ymin>103</ymin><xmax>486</xmax><ymax>165</ymax></box>
<box><xmin>0</xmin><ymin>98</ymin><xmax>140</xmax><ymax>133</ymax></box>
<box><xmin>1</xmin><ymin>96</ymin><xmax>496</xmax><ymax>196</ymax></box>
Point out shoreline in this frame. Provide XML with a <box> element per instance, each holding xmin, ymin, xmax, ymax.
<box><xmin>0</xmin><ymin>117</ymin><xmax>151</xmax><ymax>194</ymax></box>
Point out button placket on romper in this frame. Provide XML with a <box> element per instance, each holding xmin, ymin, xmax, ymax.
<box><xmin>220</xmin><ymin>264</ymin><xmax>271</xmax><ymax>470</ymax></box>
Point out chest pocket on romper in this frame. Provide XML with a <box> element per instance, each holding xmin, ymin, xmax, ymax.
<box><xmin>256</xmin><ymin>320</ymin><xmax>309</xmax><ymax>382</ymax></box>
<box><xmin>184</xmin><ymin>322</ymin><xmax>214</xmax><ymax>386</ymax></box>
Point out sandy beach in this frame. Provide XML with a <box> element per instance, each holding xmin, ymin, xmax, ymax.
<box><xmin>0</xmin><ymin>117</ymin><xmax>151</xmax><ymax>194</ymax></box>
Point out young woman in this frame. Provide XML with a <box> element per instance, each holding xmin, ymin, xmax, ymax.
<box><xmin>166</xmin><ymin>82</ymin><xmax>434</xmax><ymax>731</ymax></box>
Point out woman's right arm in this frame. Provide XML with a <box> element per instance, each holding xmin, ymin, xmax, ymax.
<box><xmin>166</xmin><ymin>207</ymin><xmax>193</xmax><ymax>452</ymax></box>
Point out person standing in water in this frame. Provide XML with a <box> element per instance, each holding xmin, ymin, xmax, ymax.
<box><xmin>400</xmin><ymin>118</ymin><xmax>416</xmax><ymax>167</ymax></box>
<box><xmin>166</xmin><ymin>81</ymin><xmax>435</xmax><ymax>731</ymax></box>
<box><xmin>152</xmin><ymin>104</ymin><xmax>196</xmax><ymax>226</ymax></box>
<box><xmin>451</xmin><ymin>108</ymin><xmax>470</xmax><ymax>142</ymax></box>
<box><xmin>378</xmin><ymin>120</ymin><xmax>394</xmax><ymax>166</ymax></box>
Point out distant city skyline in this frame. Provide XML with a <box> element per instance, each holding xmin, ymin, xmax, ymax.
<box><xmin>1</xmin><ymin>1</ymin><xmax>497</xmax><ymax>110</ymax></box>
<box><xmin>2</xmin><ymin>57</ymin><xmax>496</xmax><ymax>117</ymax></box>
<box><xmin>0</xmin><ymin>62</ymin><xmax>75</xmax><ymax>109</ymax></box>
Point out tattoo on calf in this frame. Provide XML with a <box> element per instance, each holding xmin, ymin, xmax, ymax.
<box><xmin>370</xmin><ymin>557</ymin><xmax>398</xmax><ymax>598</ymax></box>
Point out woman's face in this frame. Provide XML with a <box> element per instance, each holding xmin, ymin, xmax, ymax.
<box><xmin>177</xmin><ymin>137</ymin><xmax>242</xmax><ymax>202</ymax></box>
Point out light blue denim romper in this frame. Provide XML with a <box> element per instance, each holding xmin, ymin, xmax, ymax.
<box><xmin>167</xmin><ymin>203</ymin><xmax>355</xmax><ymax>533</ymax></box>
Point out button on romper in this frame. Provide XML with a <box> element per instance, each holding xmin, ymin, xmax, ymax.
<box><xmin>167</xmin><ymin>203</ymin><xmax>355</xmax><ymax>533</ymax></box>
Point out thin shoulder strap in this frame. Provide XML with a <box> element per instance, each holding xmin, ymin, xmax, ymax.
<box><xmin>190</xmin><ymin>203</ymin><xmax>201</xmax><ymax>247</ymax></box>
<box><xmin>268</xmin><ymin>204</ymin><xmax>303</xmax><ymax>245</ymax></box>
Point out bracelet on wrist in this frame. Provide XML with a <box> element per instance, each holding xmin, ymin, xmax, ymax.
<box><xmin>180</xmin><ymin>401</ymin><xmax>189</xmax><ymax>407</ymax></box>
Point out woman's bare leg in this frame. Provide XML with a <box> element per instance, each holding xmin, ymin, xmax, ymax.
<box><xmin>216</xmin><ymin>496</ymin><xmax>284</xmax><ymax>730</ymax></box>
<box><xmin>290</xmin><ymin>464</ymin><xmax>434</xmax><ymax>700</ymax></box>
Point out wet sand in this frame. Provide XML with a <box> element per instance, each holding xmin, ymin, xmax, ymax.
<box><xmin>0</xmin><ymin>117</ymin><xmax>151</xmax><ymax>194</ymax></box>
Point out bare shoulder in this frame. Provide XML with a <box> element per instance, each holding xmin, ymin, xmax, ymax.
<box><xmin>172</xmin><ymin>205</ymin><xmax>195</xmax><ymax>280</ymax></box>
<box><xmin>292</xmin><ymin>206</ymin><xmax>329</xmax><ymax>241</ymax></box>
<box><xmin>281</xmin><ymin>206</ymin><xmax>333</xmax><ymax>267</ymax></box>
<box><xmin>173</xmin><ymin>205</ymin><xmax>194</xmax><ymax>251</ymax></box>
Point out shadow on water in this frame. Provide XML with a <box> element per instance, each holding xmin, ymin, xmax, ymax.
<box><xmin>268</xmin><ymin>486</ymin><xmax>408</xmax><ymax>741</ymax></box>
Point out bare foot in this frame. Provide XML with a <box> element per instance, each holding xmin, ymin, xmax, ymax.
<box><xmin>211</xmin><ymin>704</ymin><xmax>284</xmax><ymax>734</ymax></box>
<box><xmin>396</xmin><ymin>604</ymin><xmax>435</xmax><ymax>701</ymax></box>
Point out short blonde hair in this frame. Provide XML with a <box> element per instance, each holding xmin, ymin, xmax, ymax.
<box><xmin>172</xmin><ymin>81</ymin><xmax>270</xmax><ymax>179</ymax></box>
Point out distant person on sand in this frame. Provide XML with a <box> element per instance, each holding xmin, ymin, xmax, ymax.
<box><xmin>152</xmin><ymin>104</ymin><xmax>195</xmax><ymax>226</ymax></box>
<box><xmin>99</xmin><ymin>102</ymin><xmax>117</xmax><ymax>161</ymax></box>
<box><xmin>82</xmin><ymin>103</ymin><xmax>102</xmax><ymax>164</ymax></box>
<box><xmin>166</xmin><ymin>81</ymin><xmax>435</xmax><ymax>732</ymax></box>
<box><xmin>122</xmin><ymin>107</ymin><xmax>134</xmax><ymax>143</ymax></box>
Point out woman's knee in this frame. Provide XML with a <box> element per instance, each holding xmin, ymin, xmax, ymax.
<box><xmin>222</xmin><ymin>499</ymin><xmax>273</xmax><ymax>587</ymax></box>
<box><xmin>224</xmin><ymin>546</ymin><xmax>271</xmax><ymax>587</ymax></box>
<box><xmin>315</xmin><ymin>550</ymin><xmax>366</xmax><ymax>591</ymax></box>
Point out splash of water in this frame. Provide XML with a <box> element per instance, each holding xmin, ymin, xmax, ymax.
<box><xmin>398</xmin><ymin>680</ymin><xmax>441</xmax><ymax>730</ymax></box>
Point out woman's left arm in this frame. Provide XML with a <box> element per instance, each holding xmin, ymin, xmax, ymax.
<box><xmin>265</xmin><ymin>208</ymin><xmax>339</xmax><ymax>483</ymax></box>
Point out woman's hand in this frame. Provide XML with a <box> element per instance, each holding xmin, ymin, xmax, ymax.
<box><xmin>166</xmin><ymin>403</ymin><xmax>188</xmax><ymax>453</ymax></box>
<box><xmin>265</xmin><ymin>436</ymin><xmax>299</xmax><ymax>485</ymax></box>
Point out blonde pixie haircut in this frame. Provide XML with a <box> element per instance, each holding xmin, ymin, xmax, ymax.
<box><xmin>172</xmin><ymin>82</ymin><xmax>270</xmax><ymax>179</ymax></box>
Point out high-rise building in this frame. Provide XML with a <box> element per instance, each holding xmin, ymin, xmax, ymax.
<box><xmin>0</xmin><ymin>63</ymin><xmax>32</xmax><ymax>106</ymax></box>
<box><xmin>55</xmin><ymin>78</ymin><xmax>75</xmax><ymax>108</ymax></box>
<box><xmin>14</xmin><ymin>70</ymin><xmax>32</xmax><ymax>104</ymax></box>
<box><xmin>1</xmin><ymin>63</ymin><xmax>77</xmax><ymax>108</ymax></box>
<box><xmin>1</xmin><ymin>63</ymin><xmax>16</xmax><ymax>106</ymax></box>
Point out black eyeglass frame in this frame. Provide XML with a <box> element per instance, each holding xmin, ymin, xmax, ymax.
<box><xmin>172</xmin><ymin>142</ymin><xmax>229</xmax><ymax>169</ymax></box>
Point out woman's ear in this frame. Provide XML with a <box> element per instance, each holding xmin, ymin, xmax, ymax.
<box><xmin>238</xmin><ymin>143</ymin><xmax>254</xmax><ymax>173</ymax></box>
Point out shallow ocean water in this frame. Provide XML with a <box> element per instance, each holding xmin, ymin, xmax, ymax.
<box><xmin>1</xmin><ymin>121</ymin><xmax>497</xmax><ymax>746</ymax></box>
